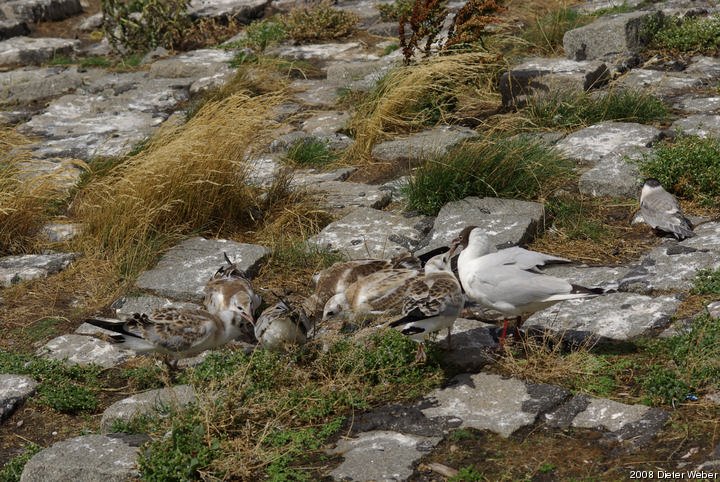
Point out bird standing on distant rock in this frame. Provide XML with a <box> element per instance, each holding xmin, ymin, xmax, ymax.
<box><xmin>389</xmin><ymin>248</ymin><xmax>464</xmax><ymax>361</ymax></box>
<box><xmin>203</xmin><ymin>252</ymin><xmax>262</xmax><ymax>328</ymax></box>
<box><xmin>255</xmin><ymin>298</ymin><xmax>313</xmax><ymax>352</ymax></box>
<box><xmin>452</xmin><ymin>226</ymin><xmax>604</xmax><ymax>344</ymax></box>
<box><xmin>639</xmin><ymin>178</ymin><xmax>695</xmax><ymax>240</ymax></box>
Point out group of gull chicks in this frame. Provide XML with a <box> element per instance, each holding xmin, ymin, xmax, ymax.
<box><xmin>86</xmin><ymin>178</ymin><xmax>695</xmax><ymax>366</ymax></box>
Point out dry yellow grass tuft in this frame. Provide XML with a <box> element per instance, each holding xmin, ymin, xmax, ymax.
<box><xmin>345</xmin><ymin>52</ymin><xmax>502</xmax><ymax>162</ymax></box>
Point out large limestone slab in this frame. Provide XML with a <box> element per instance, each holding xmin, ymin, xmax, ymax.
<box><xmin>0</xmin><ymin>374</ymin><xmax>37</xmax><ymax>421</ymax></box>
<box><xmin>135</xmin><ymin>237</ymin><xmax>269</xmax><ymax>302</ymax></box>
<box><xmin>325</xmin><ymin>55</ymin><xmax>400</xmax><ymax>92</ymax></box>
<box><xmin>673</xmin><ymin>95</ymin><xmax>720</xmax><ymax>114</ymax></box>
<box><xmin>555</xmin><ymin>121</ymin><xmax>660</xmax><ymax>165</ymax></box>
<box><xmin>671</xmin><ymin>114</ymin><xmax>720</xmax><ymax>139</ymax></box>
<box><xmin>0</xmin><ymin>0</ymin><xmax>83</xmax><ymax>23</ymax></box>
<box><xmin>684</xmin><ymin>55</ymin><xmax>720</xmax><ymax>81</ymax></box>
<box><xmin>614</xmin><ymin>69</ymin><xmax>703</xmax><ymax>98</ymax></box>
<box><xmin>563</xmin><ymin>11</ymin><xmax>661</xmax><ymax>61</ymax></box>
<box><xmin>290</xmin><ymin>79</ymin><xmax>339</xmax><ymax>107</ymax></box>
<box><xmin>573</xmin><ymin>0</ymin><xmax>645</xmax><ymax>13</ymax></box>
<box><xmin>524</xmin><ymin>293</ymin><xmax>681</xmax><ymax>341</ymax></box>
<box><xmin>499</xmin><ymin>58</ymin><xmax>609</xmax><ymax>107</ymax></box>
<box><xmin>101</xmin><ymin>385</ymin><xmax>196</xmax><ymax>433</ymax></box>
<box><xmin>371</xmin><ymin>126</ymin><xmax>477</xmax><ymax>163</ymax></box>
<box><xmin>415</xmin><ymin>197</ymin><xmax>545</xmax><ymax>257</ymax></box>
<box><xmin>149</xmin><ymin>48</ymin><xmax>234</xmax><ymax>87</ymax></box>
<box><xmin>328</xmin><ymin>430</ymin><xmax>440</xmax><ymax>481</ymax></box>
<box><xmin>578</xmin><ymin>152</ymin><xmax>643</xmax><ymax>198</ymax></box>
<box><xmin>0</xmin><ymin>67</ymin><xmax>97</xmax><ymax>107</ymax></box>
<box><xmin>421</xmin><ymin>373</ymin><xmax>568</xmax><ymax>437</ymax></box>
<box><xmin>308</xmin><ymin>207</ymin><xmax>425</xmax><ymax>259</ymax></box>
<box><xmin>20</xmin><ymin>434</ymin><xmax>140</xmax><ymax>482</ymax></box>
<box><xmin>37</xmin><ymin>335</ymin><xmax>134</xmax><ymax>368</ymax></box>
<box><xmin>0</xmin><ymin>253</ymin><xmax>78</xmax><ymax>287</ymax></box>
<box><xmin>682</xmin><ymin>221</ymin><xmax>720</xmax><ymax>252</ymax></box>
<box><xmin>311</xmin><ymin>180</ymin><xmax>392</xmax><ymax>210</ymax></box>
<box><xmin>0</xmin><ymin>37</ymin><xmax>78</xmax><ymax>66</ymax></box>
<box><xmin>188</xmin><ymin>0</ymin><xmax>269</xmax><ymax>21</ymax></box>
<box><xmin>270</xmin><ymin>42</ymin><xmax>375</xmax><ymax>62</ymax></box>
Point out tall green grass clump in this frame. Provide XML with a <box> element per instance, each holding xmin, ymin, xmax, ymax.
<box><xmin>637</xmin><ymin>135</ymin><xmax>720</xmax><ymax>206</ymax></box>
<box><xmin>525</xmin><ymin>89</ymin><xmax>668</xmax><ymax>129</ymax></box>
<box><xmin>403</xmin><ymin>137</ymin><xmax>572</xmax><ymax>215</ymax></box>
<box><xmin>521</xmin><ymin>7</ymin><xmax>593</xmax><ymax>55</ymax></box>
<box><xmin>284</xmin><ymin>138</ymin><xmax>337</xmax><ymax>167</ymax></box>
<box><xmin>650</xmin><ymin>14</ymin><xmax>720</xmax><ymax>53</ymax></box>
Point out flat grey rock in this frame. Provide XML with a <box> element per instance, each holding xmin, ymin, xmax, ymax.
<box><xmin>348</xmin><ymin>404</ymin><xmax>461</xmax><ymax>438</ymax></box>
<box><xmin>578</xmin><ymin>152</ymin><xmax>643</xmax><ymax>198</ymax></box>
<box><xmin>291</xmin><ymin>79</ymin><xmax>339</xmax><ymax>107</ymax></box>
<box><xmin>149</xmin><ymin>48</ymin><xmax>234</xmax><ymax>80</ymax></box>
<box><xmin>541</xmin><ymin>264</ymin><xmax>630</xmax><ymax>292</ymax></box>
<box><xmin>573</xmin><ymin>0</ymin><xmax>645</xmax><ymax>13</ymax></box>
<box><xmin>20</xmin><ymin>434</ymin><xmax>140</xmax><ymax>482</ymax></box>
<box><xmin>708</xmin><ymin>301</ymin><xmax>720</xmax><ymax>320</ymax></box>
<box><xmin>135</xmin><ymin>237</ymin><xmax>269</xmax><ymax>302</ymax></box>
<box><xmin>684</xmin><ymin>55</ymin><xmax>720</xmax><ymax>81</ymax></box>
<box><xmin>371</xmin><ymin>125</ymin><xmax>477</xmax><ymax>163</ymax></box>
<box><xmin>300</xmin><ymin>111</ymin><xmax>350</xmax><ymax>138</ymax></box>
<box><xmin>311</xmin><ymin>180</ymin><xmax>392</xmax><ymax>210</ymax></box>
<box><xmin>0</xmin><ymin>36</ymin><xmax>78</xmax><ymax>66</ymax></box>
<box><xmin>499</xmin><ymin>58</ymin><xmax>609</xmax><ymax>107</ymax></box>
<box><xmin>614</xmin><ymin>69</ymin><xmax>703</xmax><ymax>98</ymax></box>
<box><xmin>682</xmin><ymin>221</ymin><xmax>720</xmax><ymax>252</ymax></box>
<box><xmin>673</xmin><ymin>94</ymin><xmax>720</xmax><ymax>114</ymax></box>
<box><xmin>328</xmin><ymin>430</ymin><xmax>441</xmax><ymax>481</ymax></box>
<box><xmin>41</xmin><ymin>222</ymin><xmax>81</xmax><ymax>243</ymax></box>
<box><xmin>0</xmin><ymin>66</ymin><xmax>97</xmax><ymax>107</ymax></box>
<box><xmin>308</xmin><ymin>207</ymin><xmax>425</xmax><ymax>259</ymax></box>
<box><xmin>37</xmin><ymin>335</ymin><xmax>135</xmax><ymax>368</ymax></box>
<box><xmin>325</xmin><ymin>55</ymin><xmax>400</xmax><ymax>91</ymax></box>
<box><xmin>0</xmin><ymin>0</ymin><xmax>82</xmax><ymax>23</ymax></box>
<box><xmin>421</xmin><ymin>373</ymin><xmax>568</xmax><ymax>437</ymax></box>
<box><xmin>524</xmin><ymin>292</ymin><xmax>681</xmax><ymax>342</ymax></box>
<box><xmin>187</xmin><ymin>0</ymin><xmax>269</xmax><ymax>21</ymax></box>
<box><xmin>271</xmin><ymin>42</ymin><xmax>375</xmax><ymax>62</ymax></box>
<box><xmin>0</xmin><ymin>374</ymin><xmax>38</xmax><ymax>421</ymax></box>
<box><xmin>671</xmin><ymin>114</ymin><xmax>720</xmax><ymax>139</ymax></box>
<box><xmin>563</xmin><ymin>11</ymin><xmax>661</xmax><ymax>61</ymax></box>
<box><xmin>415</xmin><ymin>197</ymin><xmax>545</xmax><ymax>257</ymax></box>
<box><xmin>555</xmin><ymin>121</ymin><xmax>660</xmax><ymax>165</ymax></box>
<box><xmin>101</xmin><ymin>385</ymin><xmax>196</xmax><ymax>433</ymax></box>
<box><xmin>0</xmin><ymin>19</ymin><xmax>30</xmax><ymax>40</ymax></box>
<box><xmin>110</xmin><ymin>295</ymin><xmax>202</xmax><ymax>318</ymax></box>
<box><xmin>434</xmin><ymin>318</ymin><xmax>498</xmax><ymax>371</ymax></box>
<box><xmin>77</xmin><ymin>12</ymin><xmax>102</xmax><ymax>31</ymax></box>
<box><xmin>0</xmin><ymin>252</ymin><xmax>78</xmax><ymax>287</ymax></box>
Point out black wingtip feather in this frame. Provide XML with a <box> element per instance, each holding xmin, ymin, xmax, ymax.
<box><xmin>570</xmin><ymin>284</ymin><xmax>605</xmax><ymax>295</ymax></box>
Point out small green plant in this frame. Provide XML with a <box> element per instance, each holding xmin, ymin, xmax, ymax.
<box><xmin>0</xmin><ymin>443</ymin><xmax>42</xmax><ymax>482</ymax></box>
<box><xmin>449</xmin><ymin>428</ymin><xmax>478</xmax><ymax>441</ymax></box>
<box><xmin>650</xmin><ymin>14</ymin><xmax>720</xmax><ymax>53</ymax></box>
<box><xmin>79</xmin><ymin>56</ymin><xmax>113</xmax><ymax>68</ymax></box>
<box><xmin>403</xmin><ymin>137</ymin><xmax>572</xmax><ymax>215</ymax></box>
<box><xmin>282</xmin><ymin>1</ymin><xmax>359</xmax><ymax>43</ymax></box>
<box><xmin>641</xmin><ymin>365</ymin><xmax>690</xmax><ymax>405</ymax></box>
<box><xmin>48</xmin><ymin>55</ymin><xmax>75</xmax><ymax>66</ymax></box>
<box><xmin>525</xmin><ymin>89</ymin><xmax>668</xmax><ymax>129</ymax></box>
<box><xmin>236</xmin><ymin>19</ymin><xmax>286</xmax><ymax>53</ymax></box>
<box><xmin>449</xmin><ymin>465</ymin><xmax>485</xmax><ymax>482</ymax></box>
<box><xmin>637</xmin><ymin>135</ymin><xmax>720</xmax><ymax>206</ymax></box>
<box><xmin>377</xmin><ymin>0</ymin><xmax>413</xmax><ymax>22</ymax></box>
<box><xmin>539</xmin><ymin>462</ymin><xmax>557</xmax><ymax>474</ymax></box>
<box><xmin>284</xmin><ymin>138</ymin><xmax>337</xmax><ymax>167</ymax></box>
<box><xmin>692</xmin><ymin>268</ymin><xmax>720</xmax><ymax>295</ymax></box>
<box><xmin>382</xmin><ymin>42</ymin><xmax>400</xmax><ymax>56</ymax></box>
<box><xmin>546</xmin><ymin>197</ymin><xmax>610</xmax><ymax>242</ymax></box>
<box><xmin>24</xmin><ymin>317</ymin><xmax>64</xmax><ymax>342</ymax></box>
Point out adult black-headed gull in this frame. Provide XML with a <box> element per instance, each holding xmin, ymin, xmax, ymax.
<box><xmin>639</xmin><ymin>178</ymin><xmax>694</xmax><ymax>240</ymax></box>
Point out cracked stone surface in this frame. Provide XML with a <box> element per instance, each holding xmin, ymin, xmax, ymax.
<box><xmin>0</xmin><ymin>37</ymin><xmax>78</xmax><ymax>66</ymax></box>
<box><xmin>0</xmin><ymin>66</ymin><xmax>102</xmax><ymax>107</ymax></box>
<box><xmin>101</xmin><ymin>385</ymin><xmax>196</xmax><ymax>433</ymax></box>
<box><xmin>371</xmin><ymin>125</ymin><xmax>477</xmax><ymax>163</ymax></box>
<box><xmin>525</xmin><ymin>293</ymin><xmax>681</xmax><ymax>342</ymax></box>
<box><xmin>271</xmin><ymin>42</ymin><xmax>375</xmax><ymax>62</ymax></box>
<box><xmin>415</xmin><ymin>196</ymin><xmax>545</xmax><ymax>257</ymax></box>
<box><xmin>614</xmin><ymin>69</ymin><xmax>703</xmax><ymax>98</ymax></box>
<box><xmin>0</xmin><ymin>252</ymin><xmax>78</xmax><ymax>287</ymax></box>
<box><xmin>135</xmin><ymin>237</ymin><xmax>269</xmax><ymax>302</ymax></box>
<box><xmin>310</xmin><ymin>180</ymin><xmax>393</xmax><ymax>210</ymax></box>
<box><xmin>673</xmin><ymin>95</ymin><xmax>720</xmax><ymax>114</ymax></box>
<box><xmin>555</xmin><ymin>122</ymin><xmax>660</xmax><ymax>165</ymax></box>
<box><xmin>671</xmin><ymin>114</ymin><xmax>720</xmax><ymax>139</ymax></box>
<box><xmin>21</xmin><ymin>434</ymin><xmax>140</xmax><ymax>482</ymax></box>
<box><xmin>187</xmin><ymin>0</ymin><xmax>269</xmax><ymax>20</ymax></box>
<box><xmin>420</xmin><ymin>373</ymin><xmax>568</xmax><ymax>438</ymax></box>
<box><xmin>309</xmin><ymin>207</ymin><xmax>426</xmax><ymax>259</ymax></box>
<box><xmin>0</xmin><ymin>374</ymin><xmax>38</xmax><ymax>421</ymax></box>
<box><xmin>328</xmin><ymin>430</ymin><xmax>441</xmax><ymax>482</ymax></box>
<box><xmin>578</xmin><ymin>151</ymin><xmax>643</xmax><ymax>198</ymax></box>
<box><xmin>0</xmin><ymin>0</ymin><xmax>82</xmax><ymax>23</ymax></box>
<box><xmin>37</xmin><ymin>335</ymin><xmax>135</xmax><ymax>368</ymax></box>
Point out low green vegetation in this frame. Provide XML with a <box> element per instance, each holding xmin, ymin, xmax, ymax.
<box><xmin>546</xmin><ymin>197</ymin><xmax>610</xmax><ymax>242</ymax></box>
<box><xmin>637</xmin><ymin>135</ymin><xmax>720</xmax><ymax>206</ymax></box>
<box><xmin>403</xmin><ymin>137</ymin><xmax>572</xmax><ymax>215</ymax></box>
<box><xmin>525</xmin><ymin>89</ymin><xmax>668</xmax><ymax>129</ymax></box>
<box><xmin>284</xmin><ymin>137</ymin><xmax>338</xmax><ymax>167</ymax></box>
<box><xmin>692</xmin><ymin>268</ymin><xmax>720</xmax><ymax>295</ymax></box>
<box><xmin>0</xmin><ymin>443</ymin><xmax>42</xmax><ymax>482</ymax></box>
<box><xmin>449</xmin><ymin>465</ymin><xmax>485</xmax><ymax>482</ymax></box>
<box><xmin>232</xmin><ymin>19</ymin><xmax>287</xmax><ymax>54</ymax></box>
<box><xmin>650</xmin><ymin>14</ymin><xmax>720</xmax><ymax>53</ymax></box>
<box><xmin>520</xmin><ymin>7</ymin><xmax>593</xmax><ymax>56</ymax></box>
<box><xmin>133</xmin><ymin>331</ymin><xmax>444</xmax><ymax>479</ymax></box>
<box><xmin>377</xmin><ymin>0</ymin><xmax>413</xmax><ymax>22</ymax></box>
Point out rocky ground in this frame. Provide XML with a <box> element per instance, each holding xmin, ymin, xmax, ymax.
<box><xmin>1</xmin><ymin>0</ymin><xmax>720</xmax><ymax>480</ymax></box>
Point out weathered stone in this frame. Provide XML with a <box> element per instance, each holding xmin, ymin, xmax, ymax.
<box><xmin>421</xmin><ymin>373</ymin><xmax>568</xmax><ymax>437</ymax></box>
<box><xmin>708</xmin><ymin>301</ymin><xmax>720</xmax><ymax>320</ymax></box>
<box><xmin>325</xmin><ymin>55</ymin><xmax>399</xmax><ymax>91</ymax></box>
<box><xmin>578</xmin><ymin>152</ymin><xmax>643</xmax><ymax>198</ymax></box>
<box><xmin>673</xmin><ymin>94</ymin><xmax>720</xmax><ymax>114</ymax></box>
<box><xmin>110</xmin><ymin>295</ymin><xmax>202</xmax><ymax>318</ymax></box>
<box><xmin>334</xmin><ymin>0</ymin><xmax>392</xmax><ymax>25</ymax></box>
<box><xmin>300</xmin><ymin>111</ymin><xmax>350</xmax><ymax>138</ymax></box>
<box><xmin>291</xmin><ymin>79</ymin><xmax>339</xmax><ymax>107</ymax></box>
<box><xmin>16</xmin><ymin>156</ymin><xmax>84</xmax><ymax>191</ymax></box>
<box><xmin>671</xmin><ymin>114</ymin><xmax>720</xmax><ymax>139</ymax></box>
<box><xmin>149</xmin><ymin>49</ymin><xmax>234</xmax><ymax>80</ymax></box>
<box><xmin>563</xmin><ymin>11</ymin><xmax>661</xmax><ymax>61</ymax></box>
<box><xmin>0</xmin><ymin>19</ymin><xmax>29</xmax><ymax>40</ymax></box>
<box><xmin>101</xmin><ymin>385</ymin><xmax>196</xmax><ymax>433</ymax></box>
<box><xmin>20</xmin><ymin>434</ymin><xmax>140</xmax><ymax>482</ymax></box>
<box><xmin>541</xmin><ymin>264</ymin><xmax>630</xmax><ymax>292</ymax></box>
<box><xmin>308</xmin><ymin>207</ymin><xmax>425</xmax><ymax>259</ymax></box>
<box><xmin>555</xmin><ymin>121</ymin><xmax>660</xmax><ymax>165</ymax></box>
<box><xmin>0</xmin><ymin>37</ymin><xmax>78</xmax><ymax>66</ymax></box>
<box><xmin>366</xmin><ymin>21</ymin><xmax>400</xmax><ymax>37</ymax></box>
<box><xmin>41</xmin><ymin>222</ymin><xmax>82</xmax><ymax>243</ymax></box>
<box><xmin>349</xmin><ymin>404</ymin><xmax>460</xmax><ymax>438</ymax></box>
<box><xmin>499</xmin><ymin>58</ymin><xmax>610</xmax><ymax>107</ymax></box>
<box><xmin>271</xmin><ymin>42</ymin><xmax>375</xmax><ymax>62</ymax></box>
<box><xmin>135</xmin><ymin>237</ymin><xmax>269</xmax><ymax>302</ymax></box>
<box><xmin>0</xmin><ymin>252</ymin><xmax>78</xmax><ymax>287</ymax></box>
<box><xmin>77</xmin><ymin>12</ymin><xmax>102</xmax><ymax>31</ymax></box>
<box><xmin>434</xmin><ymin>318</ymin><xmax>498</xmax><ymax>371</ymax></box>
<box><xmin>682</xmin><ymin>221</ymin><xmax>720</xmax><ymax>252</ymax></box>
<box><xmin>524</xmin><ymin>293</ymin><xmax>681</xmax><ymax>342</ymax></box>
<box><xmin>328</xmin><ymin>430</ymin><xmax>441</xmax><ymax>482</ymax></box>
<box><xmin>371</xmin><ymin>126</ymin><xmax>477</xmax><ymax>163</ymax></box>
<box><xmin>311</xmin><ymin>180</ymin><xmax>392</xmax><ymax>210</ymax></box>
<box><xmin>573</xmin><ymin>0</ymin><xmax>645</xmax><ymax>13</ymax></box>
<box><xmin>0</xmin><ymin>374</ymin><xmax>37</xmax><ymax>421</ymax></box>
<box><xmin>37</xmin><ymin>334</ymin><xmax>134</xmax><ymax>368</ymax></box>
<box><xmin>572</xmin><ymin>397</ymin><xmax>650</xmax><ymax>431</ymax></box>
<box><xmin>0</xmin><ymin>0</ymin><xmax>83</xmax><ymax>23</ymax></box>
<box><xmin>0</xmin><ymin>66</ymin><xmax>96</xmax><ymax>107</ymax></box>
<box><xmin>415</xmin><ymin>197</ymin><xmax>545</xmax><ymax>257</ymax></box>
<box><xmin>187</xmin><ymin>0</ymin><xmax>269</xmax><ymax>21</ymax></box>
<box><xmin>614</xmin><ymin>69</ymin><xmax>703</xmax><ymax>98</ymax></box>
<box><xmin>684</xmin><ymin>55</ymin><xmax>720</xmax><ymax>80</ymax></box>
<box><xmin>21</xmin><ymin>75</ymin><xmax>190</xmax><ymax>160</ymax></box>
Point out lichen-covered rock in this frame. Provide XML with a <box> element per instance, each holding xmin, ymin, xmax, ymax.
<box><xmin>0</xmin><ymin>374</ymin><xmax>37</xmax><ymax>421</ymax></box>
<box><xmin>37</xmin><ymin>334</ymin><xmax>135</xmax><ymax>368</ymax></box>
<box><xmin>371</xmin><ymin>126</ymin><xmax>477</xmax><ymax>163</ymax></box>
<box><xmin>671</xmin><ymin>114</ymin><xmax>720</xmax><ymax>139</ymax></box>
<box><xmin>0</xmin><ymin>252</ymin><xmax>78</xmax><ymax>287</ymax></box>
<box><xmin>555</xmin><ymin>121</ymin><xmax>660</xmax><ymax>165</ymax></box>
<box><xmin>0</xmin><ymin>37</ymin><xmax>78</xmax><ymax>66</ymax></box>
<box><xmin>101</xmin><ymin>385</ymin><xmax>196</xmax><ymax>433</ymax></box>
